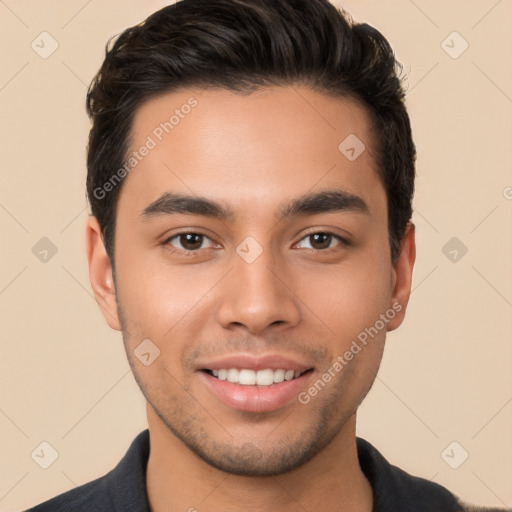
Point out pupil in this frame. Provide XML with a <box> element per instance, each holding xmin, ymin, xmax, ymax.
<box><xmin>312</xmin><ymin>233</ymin><xmax>330</xmax><ymax>249</ymax></box>
<box><xmin>181</xmin><ymin>233</ymin><xmax>202</xmax><ymax>250</ymax></box>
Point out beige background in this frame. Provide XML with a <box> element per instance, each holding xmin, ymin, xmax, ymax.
<box><xmin>1</xmin><ymin>0</ymin><xmax>511</xmax><ymax>510</ymax></box>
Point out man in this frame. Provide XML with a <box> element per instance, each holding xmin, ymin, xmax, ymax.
<box><xmin>26</xmin><ymin>0</ymin><xmax>508</xmax><ymax>511</ymax></box>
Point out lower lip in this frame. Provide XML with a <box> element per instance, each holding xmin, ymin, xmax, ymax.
<box><xmin>198</xmin><ymin>371</ymin><xmax>313</xmax><ymax>413</ymax></box>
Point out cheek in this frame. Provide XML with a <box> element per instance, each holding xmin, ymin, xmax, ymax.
<box><xmin>300</xmin><ymin>253</ymin><xmax>392</xmax><ymax>342</ymax></box>
<box><xmin>314</xmin><ymin>260</ymin><xmax>390</xmax><ymax>405</ymax></box>
<box><xmin>115</xmin><ymin>251</ymin><xmax>220</xmax><ymax>340</ymax></box>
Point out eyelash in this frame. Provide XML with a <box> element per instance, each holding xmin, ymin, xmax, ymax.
<box><xmin>162</xmin><ymin>230</ymin><xmax>350</xmax><ymax>255</ymax></box>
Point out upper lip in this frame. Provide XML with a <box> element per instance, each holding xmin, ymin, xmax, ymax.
<box><xmin>198</xmin><ymin>354</ymin><xmax>313</xmax><ymax>373</ymax></box>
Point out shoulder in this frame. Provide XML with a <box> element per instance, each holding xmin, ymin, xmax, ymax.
<box><xmin>24</xmin><ymin>430</ymin><xmax>151</xmax><ymax>512</ymax></box>
<box><xmin>356</xmin><ymin>437</ymin><xmax>510</xmax><ymax>512</ymax></box>
<box><xmin>24</xmin><ymin>474</ymin><xmax>113</xmax><ymax>512</ymax></box>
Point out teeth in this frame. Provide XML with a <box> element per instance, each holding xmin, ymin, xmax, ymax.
<box><xmin>273</xmin><ymin>369</ymin><xmax>285</xmax><ymax>383</ymax></box>
<box><xmin>256</xmin><ymin>369</ymin><xmax>274</xmax><ymax>386</ymax></box>
<box><xmin>227</xmin><ymin>368</ymin><xmax>239</xmax><ymax>383</ymax></box>
<box><xmin>209</xmin><ymin>368</ymin><xmax>304</xmax><ymax>385</ymax></box>
<box><xmin>284</xmin><ymin>370</ymin><xmax>294</xmax><ymax>381</ymax></box>
<box><xmin>239</xmin><ymin>369</ymin><xmax>256</xmax><ymax>385</ymax></box>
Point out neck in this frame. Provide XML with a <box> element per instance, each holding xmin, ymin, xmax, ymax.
<box><xmin>145</xmin><ymin>404</ymin><xmax>373</xmax><ymax>512</ymax></box>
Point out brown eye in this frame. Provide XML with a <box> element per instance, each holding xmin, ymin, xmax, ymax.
<box><xmin>295</xmin><ymin>232</ymin><xmax>347</xmax><ymax>251</ymax></box>
<box><xmin>164</xmin><ymin>232</ymin><xmax>215</xmax><ymax>252</ymax></box>
<box><xmin>309</xmin><ymin>233</ymin><xmax>333</xmax><ymax>250</ymax></box>
<box><xmin>178</xmin><ymin>233</ymin><xmax>204</xmax><ymax>250</ymax></box>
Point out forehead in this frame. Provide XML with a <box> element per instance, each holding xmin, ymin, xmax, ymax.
<box><xmin>119</xmin><ymin>85</ymin><xmax>384</xmax><ymax>220</ymax></box>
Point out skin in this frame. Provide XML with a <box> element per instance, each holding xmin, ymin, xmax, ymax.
<box><xmin>86</xmin><ymin>85</ymin><xmax>415</xmax><ymax>512</ymax></box>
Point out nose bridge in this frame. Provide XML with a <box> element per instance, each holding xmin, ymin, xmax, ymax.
<box><xmin>216</xmin><ymin>238</ymin><xmax>301</xmax><ymax>333</ymax></box>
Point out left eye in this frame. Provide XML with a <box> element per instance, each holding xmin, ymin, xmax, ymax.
<box><xmin>165</xmin><ymin>233</ymin><xmax>216</xmax><ymax>252</ymax></box>
<box><xmin>295</xmin><ymin>232</ymin><xmax>345</xmax><ymax>251</ymax></box>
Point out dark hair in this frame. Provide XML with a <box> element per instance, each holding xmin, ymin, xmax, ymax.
<box><xmin>86</xmin><ymin>0</ymin><xmax>415</xmax><ymax>265</ymax></box>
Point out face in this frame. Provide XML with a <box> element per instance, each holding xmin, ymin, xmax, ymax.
<box><xmin>86</xmin><ymin>85</ymin><xmax>415</xmax><ymax>476</ymax></box>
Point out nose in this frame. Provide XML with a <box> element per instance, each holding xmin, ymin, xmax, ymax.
<box><xmin>216</xmin><ymin>248</ymin><xmax>301</xmax><ymax>335</ymax></box>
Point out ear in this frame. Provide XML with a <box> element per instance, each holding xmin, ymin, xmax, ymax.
<box><xmin>85</xmin><ymin>215</ymin><xmax>122</xmax><ymax>331</ymax></box>
<box><xmin>386</xmin><ymin>222</ymin><xmax>416</xmax><ymax>332</ymax></box>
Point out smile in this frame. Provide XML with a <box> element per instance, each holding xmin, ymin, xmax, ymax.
<box><xmin>205</xmin><ymin>368</ymin><xmax>307</xmax><ymax>386</ymax></box>
<box><xmin>198</xmin><ymin>368</ymin><xmax>314</xmax><ymax>413</ymax></box>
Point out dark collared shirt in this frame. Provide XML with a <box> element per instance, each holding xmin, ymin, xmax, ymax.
<box><xmin>25</xmin><ymin>429</ymin><xmax>507</xmax><ymax>511</ymax></box>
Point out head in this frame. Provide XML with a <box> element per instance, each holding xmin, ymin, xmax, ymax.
<box><xmin>85</xmin><ymin>0</ymin><xmax>416</xmax><ymax>476</ymax></box>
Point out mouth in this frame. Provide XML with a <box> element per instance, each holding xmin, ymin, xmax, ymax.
<box><xmin>196</xmin><ymin>354</ymin><xmax>315</xmax><ymax>412</ymax></box>
<box><xmin>202</xmin><ymin>368</ymin><xmax>312</xmax><ymax>386</ymax></box>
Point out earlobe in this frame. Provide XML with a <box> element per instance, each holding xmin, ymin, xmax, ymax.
<box><xmin>85</xmin><ymin>215</ymin><xmax>122</xmax><ymax>331</ymax></box>
<box><xmin>387</xmin><ymin>222</ymin><xmax>416</xmax><ymax>332</ymax></box>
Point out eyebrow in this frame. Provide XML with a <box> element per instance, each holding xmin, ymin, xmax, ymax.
<box><xmin>140</xmin><ymin>189</ymin><xmax>369</xmax><ymax>222</ymax></box>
